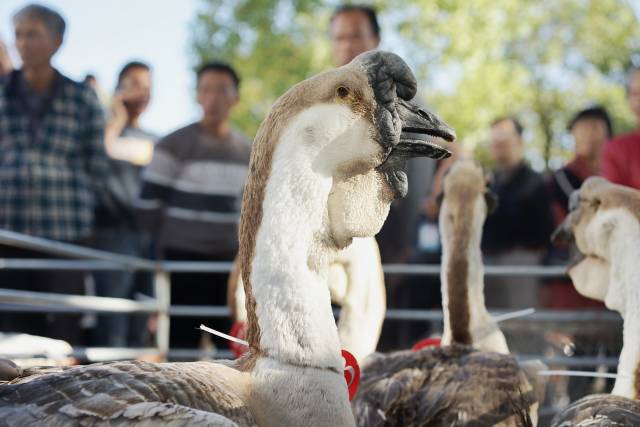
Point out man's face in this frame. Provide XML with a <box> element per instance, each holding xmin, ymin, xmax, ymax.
<box><xmin>627</xmin><ymin>70</ymin><xmax>640</xmax><ymax>124</ymax></box>
<box><xmin>572</xmin><ymin>118</ymin><xmax>608</xmax><ymax>159</ymax></box>
<box><xmin>119</xmin><ymin>67</ymin><xmax>152</xmax><ymax>119</ymax></box>
<box><xmin>197</xmin><ymin>71</ymin><xmax>238</xmax><ymax>124</ymax></box>
<box><xmin>14</xmin><ymin>17</ymin><xmax>60</xmax><ymax>69</ymax></box>
<box><xmin>489</xmin><ymin>120</ymin><xmax>523</xmax><ymax>169</ymax></box>
<box><xmin>330</xmin><ymin>11</ymin><xmax>380</xmax><ymax>66</ymax></box>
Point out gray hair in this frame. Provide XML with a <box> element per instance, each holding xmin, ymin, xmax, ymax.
<box><xmin>13</xmin><ymin>4</ymin><xmax>66</xmax><ymax>39</ymax></box>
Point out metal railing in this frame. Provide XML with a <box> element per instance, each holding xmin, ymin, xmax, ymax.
<box><xmin>0</xmin><ymin>229</ymin><xmax>621</xmax><ymax>368</ymax></box>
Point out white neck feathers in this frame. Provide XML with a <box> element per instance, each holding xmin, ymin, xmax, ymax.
<box><xmin>607</xmin><ymin>211</ymin><xmax>640</xmax><ymax>398</ymax></box>
<box><xmin>249</xmin><ymin>104</ymin><xmax>367</xmax><ymax>371</ymax></box>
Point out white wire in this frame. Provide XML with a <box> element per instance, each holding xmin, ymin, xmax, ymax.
<box><xmin>538</xmin><ymin>370</ymin><xmax>626</xmax><ymax>379</ymax></box>
<box><xmin>199</xmin><ymin>324</ymin><xmax>249</xmax><ymax>346</ymax></box>
<box><xmin>493</xmin><ymin>308</ymin><xmax>536</xmax><ymax>323</ymax></box>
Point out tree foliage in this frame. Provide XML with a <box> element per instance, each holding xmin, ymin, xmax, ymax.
<box><xmin>191</xmin><ymin>0</ymin><xmax>639</xmax><ymax>169</ymax></box>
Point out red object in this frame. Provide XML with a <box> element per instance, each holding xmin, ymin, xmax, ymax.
<box><xmin>602</xmin><ymin>132</ymin><xmax>640</xmax><ymax>191</ymax></box>
<box><xmin>229</xmin><ymin>321</ymin><xmax>249</xmax><ymax>358</ymax></box>
<box><xmin>412</xmin><ymin>337</ymin><xmax>442</xmax><ymax>351</ymax></box>
<box><xmin>341</xmin><ymin>349</ymin><xmax>360</xmax><ymax>401</ymax></box>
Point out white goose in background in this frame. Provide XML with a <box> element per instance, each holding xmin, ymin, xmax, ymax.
<box><xmin>550</xmin><ymin>177</ymin><xmax>640</xmax><ymax>426</ymax></box>
<box><xmin>228</xmin><ymin>236</ymin><xmax>385</xmax><ymax>363</ymax></box>
<box><xmin>0</xmin><ymin>51</ymin><xmax>454</xmax><ymax>427</ymax></box>
<box><xmin>352</xmin><ymin>161</ymin><xmax>542</xmax><ymax>427</ymax></box>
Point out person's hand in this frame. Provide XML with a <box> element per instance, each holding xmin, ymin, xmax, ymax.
<box><xmin>0</xmin><ymin>40</ymin><xmax>13</xmax><ymax>76</ymax></box>
<box><xmin>109</xmin><ymin>91</ymin><xmax>129</xmax><ymax>128</ymax></box>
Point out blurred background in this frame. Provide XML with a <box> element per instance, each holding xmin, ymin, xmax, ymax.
<box><xmin>2</xmin><ymin>0</ymin><xmax>639</xmax><ymax>168</ymax></box>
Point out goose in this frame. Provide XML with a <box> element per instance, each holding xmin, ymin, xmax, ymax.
<box><xmin>439</xmin><ymin>163</ymin><xmax>508</xmax><ymax>354</ymax></box>
<box><xmin>550</xmin><ymin>177</ymin><xmax>640</xmax><ymax>427</ymax></box>
<box><xmin>0</xmin><ymin>50</ymin><xmax>454</xmax><ymax>426</ymax></box>
<box><xmin>227</xmin><ymin>236</ymin><xmax>385</xmax><ymax>363</ymax></box>
<box><xmin>352</xmin><ymin>161</ymin><xmax>542</xmax><ymax>427</ymax></box>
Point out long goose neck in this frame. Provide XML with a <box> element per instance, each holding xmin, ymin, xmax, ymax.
<box><xmin>441</xmin><ymin>229</ymin><xmax>472</xmax><ymax>345</ymax></box>
<box><xmin>441</xmin><ymin>200</ymin><xmax>506</xmax><ymax>352</ymax></box>
<box><xmin>611</xmin><ymin>226</ymin><xmax>640</xmax><ymax>399</ymax></box>
<box><xmin>246</xmin><ymin>138</ymin><xmax>343</xmax><ymax>371</ymax></box>
<box><xmin>616</xmin><ymin>311</ymin><xmax>640</xmax><ymax>399</ymax></box>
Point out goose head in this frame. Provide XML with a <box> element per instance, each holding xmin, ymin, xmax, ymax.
<box><xmin>439</xmin><ymin>161</ymin><xmax>496</xmax><ymax>252</ymax></box>
<box><xmin>242</xmin><ymin>50</ymin><xmax>455</xmax><ymax>252</ymax></box>
<box><xmin>318</xmin><ymin>51</ymin><xmax>455</xmax><ymax>246</ymax></box>
<box><xmin>552</xmin><ymin>177</ymin><xmax>640</xmax><ymax>313</ymax></box>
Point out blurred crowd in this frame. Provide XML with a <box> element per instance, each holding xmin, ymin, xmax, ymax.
<box><xmin>0</xmin><ymin>4</ymin><xmax>639</xmax><ymax>354</ymax></box>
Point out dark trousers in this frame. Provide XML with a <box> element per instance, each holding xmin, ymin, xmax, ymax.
<box><xmin>92</xmin><ymin>227</ymin><xmax>153</xmax><ymax>347</ymax></box>
<box><xmin>164</xmin><ymin>248</ymin><xmax>235</xmax><ymax>350</ymax></box>
<box><xmin>0</xmin><ymin>244</ymin><xmax>88</xmax><ymax>346</ymax></box>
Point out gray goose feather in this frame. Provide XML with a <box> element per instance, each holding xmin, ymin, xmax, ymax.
<box><xmin>551</xmin><ymin>394</ymin><xmax>640</xmax><ymax>427</ymax></box>
<box><xmin>352</xmin><ymin>344</ymin><xmax>537</xmax><ymax>427</ymax></box>
<box><xmin>0</xmin><ymin>359</ymin><xmax>257</xmax><ymax>426</ymax></box>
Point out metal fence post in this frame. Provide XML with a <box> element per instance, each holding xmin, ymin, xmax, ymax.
<box><xmin>154</xmin><ymin>270</ymin><xmax>171</xmax><ymax>358</ymax></box>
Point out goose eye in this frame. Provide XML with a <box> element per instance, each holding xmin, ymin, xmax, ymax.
<box><xmin>337</xmin><ymin>86</ymin><xmax>349</xmax><ymax>98</ymax></box>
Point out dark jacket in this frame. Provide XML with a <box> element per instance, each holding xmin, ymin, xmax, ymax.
<box><xmin>482</xmin><ymin>162</ymin><xmax>554</xmax><ymax>254</ymax></box>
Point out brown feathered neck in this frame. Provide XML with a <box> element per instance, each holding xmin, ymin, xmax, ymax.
<box><xmin>442</xmin><ymin>165</ymin><xmax>487</xmax><ymax>347</ymax></box>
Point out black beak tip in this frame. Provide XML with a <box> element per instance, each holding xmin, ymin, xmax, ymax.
<box><xmin>551</xmin><ymin>224</ymin><xmax>573</xmax><ymax>245</ymax></box>
<box><xmin>441</xmin><ymin>128</ymin><xmax>456</xmax><ymax>143</ymax></box>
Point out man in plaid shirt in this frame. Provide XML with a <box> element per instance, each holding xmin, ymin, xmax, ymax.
<box><xmin>0</xmin><ymin>4</ymin><xmax>109</xmax><ymax>344</ymax></box>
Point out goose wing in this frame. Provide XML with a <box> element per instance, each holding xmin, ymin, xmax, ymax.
<box><xmin>551</xmin><ymin>394</ymin><xmax>640</xmax><ymax>427</ymax></box>
<box><xmin>353</xmin><ymin>345</ymin><xmax>537</xmax><ymax>427</ymax></box>
<box><xmin>0</xmin><ymin>360</ymin><xmax>257</xmax><ymax>427</ymax></box>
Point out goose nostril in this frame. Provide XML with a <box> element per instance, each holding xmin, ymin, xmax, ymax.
<box><xmin>417</xmin><ymin>109</ymin><xmax>430</xmax><ymax>119</ymax></box>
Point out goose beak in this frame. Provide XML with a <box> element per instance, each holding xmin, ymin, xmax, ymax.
<box><xmin>551</xmin><ymin>219</ymin><xmax>586</xmax><ymax>272</ymax></box>
<box><xmin>551</xmin><ymin>221</ymin><xmax>574</xmax><ymax>245</ymax></box>
<box><xmin>377</xmin><ymin>100</ymin><xmax>455</xmax><ymax>199</ymax></box>
<box><xmin>396</xmin><ymin>99</ymin><xmax>455</xmax><ymax>160</ymax></box>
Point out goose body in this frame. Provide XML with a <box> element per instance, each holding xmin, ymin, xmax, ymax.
<box><xmin>354</xmin><ymin>345</ymin><xmax>536</xmax><ymax>427</ymax></box>
<box><xmin>0</xmin><ymin>360</ymin><xmax>254</xmax><ymax>426</ymax></box>
<box><xmin>0</xmin><ymin>51</ymin><xmax>454</xmax><ymax>426</ymax></box>
<box><xmin>352</xmin><ymin>161</ymin><xmax>541</xmax><ymax>427</ymax></box>
<box><xmin>550</xmin><ymin>177</ymin><xmax>640</xmax><ymax>426</ymax></box>
<box><xmin>552</xmin><ymin>394</ymin><xmax>640</xmax><ymax>426</ymax></box>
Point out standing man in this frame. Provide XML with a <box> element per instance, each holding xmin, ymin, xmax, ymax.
<box><xmin>0</xmin><ymin>5</ymin><xmax>109</xmax><ymax>344</ymax></box>
<box><xmin>601</xmin><ymin>65</ymin><xmax>640</xmax><ymax>190</ymax></box>
<box><xmin>545</xmin><ymin>106</ymin><xmax>612</xmax><ymax>308</ymax></box>
<box><xmin>482</xmin><ymin>117</ymin><xmax>554</xmax><ymax>309</ymax></box>
<box><xmin>137</xmin><ymin>62</ymin><xmax>251</xmax><ymax>351</ymax></box>
<box><xmin>93</xmin><ymin>61</ymin><xmax>157</xmax><ymax>347</ymax></box>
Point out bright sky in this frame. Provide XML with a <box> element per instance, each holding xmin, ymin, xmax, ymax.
<box><xmin>0</xmin><ymin>0</ymin><xmax>201</xmax><ymax>135</ymax></box>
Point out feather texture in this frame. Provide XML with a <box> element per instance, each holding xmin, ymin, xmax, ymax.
<box><xmin>352</xmin><ymin>345</ymin><xmax>537</xmax><ymax>427</ymax></box>
<box><xmin>0</xmin><ymin>360</ymin><xmax>257</xmax><ymax>426</ymax></box>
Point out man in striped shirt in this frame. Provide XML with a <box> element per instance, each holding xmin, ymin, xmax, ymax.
<box><xmin>137</xmin><ymin>62</ymin><xmax>250</xmax><ymax>351</ymax></box>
